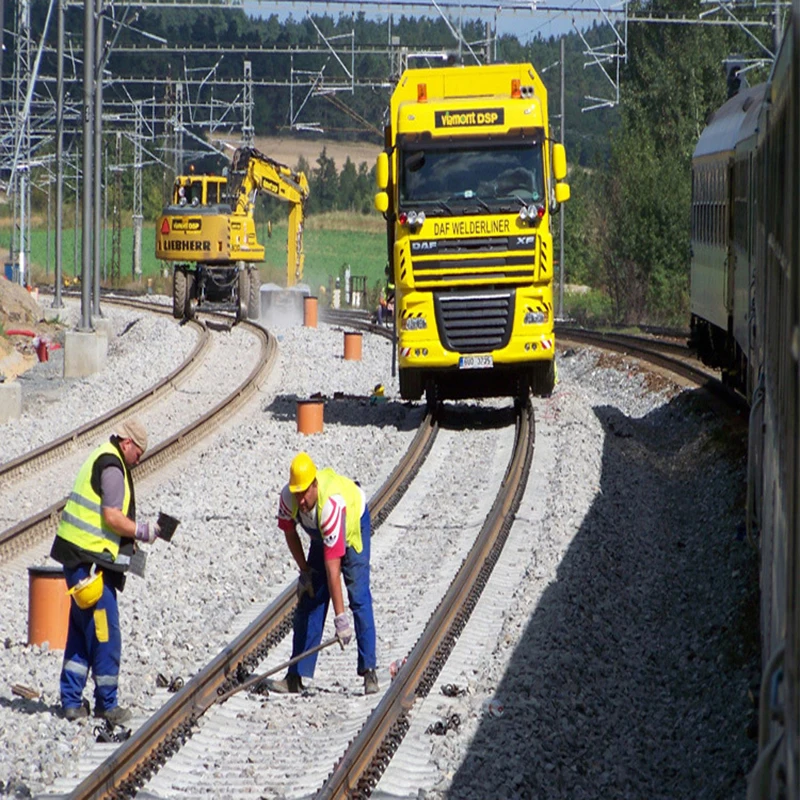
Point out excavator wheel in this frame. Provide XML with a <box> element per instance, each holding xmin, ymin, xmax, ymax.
<box><xmin>172</xmin><ymin>269</ymin><xmax>187</xmax><ymax>320</ymax></box>
<box><xmin>185</xmin><ymin>271</ymin><xmax>197</xmax><ymax>320</ymax></box>
<box><xmin>247</xmin><ymin>267</ymin><xmax>261</xmax><ymax>320</ymax></box>
<box><xmin>236</xmin><ymin>269</ymin><xmax>250</xmax><ymax>323</ymax></box>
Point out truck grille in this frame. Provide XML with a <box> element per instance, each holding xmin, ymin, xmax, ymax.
<box><xmin>435</xmin><ymin>290</ymin><xmax>514</xmax><ymax>353</ymax></box>
<box><xmin>411</xmin><ymin>235</ymin><xmax>536</xmax><ymax>286</ymax></box>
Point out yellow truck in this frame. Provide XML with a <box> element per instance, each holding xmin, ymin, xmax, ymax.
<box><xmin>374</xmin><ymin>63</ymin><xmax>570</xmax><ymax>403</ymax></box>
<box><xmin>156</xmin><ymin>147</ymin><xmax>309</xmax><ymax>322</ymax></box>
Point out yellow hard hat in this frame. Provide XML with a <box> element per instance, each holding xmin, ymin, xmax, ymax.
<box><xmin>289</xmin><ymin>452</ymin><xmax>317</xmax><ymax>493</ymax></box>
<box><xmin>67</xmin><ymin>571</ymin><xmax>104</xmax><ymax>610</ymax></box>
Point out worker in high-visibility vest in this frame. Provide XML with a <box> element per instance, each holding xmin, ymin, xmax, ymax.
<box><xmin>377</xmin><ymin>263</ymin><xmax>395</xmax><ymax>326</ymax></box>
<box><xmin>50</xmin><ymin>418</ymin><xmax>160</xmax><ymax>724</ymax></box>
<box><xmin>268</xmin><ymin>452</ymin><xmax>378</xmax><ymax>696</ymax></box>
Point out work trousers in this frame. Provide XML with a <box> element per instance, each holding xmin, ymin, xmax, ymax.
<box><xmin>60</xmin><ymin>564</ymin><xmax>122</xmax><ymax>712</ymax></box>
<box><xmin>291</xmin><ymin>507</ymin><xmax>376</xmax><ymax>678</ymax></box>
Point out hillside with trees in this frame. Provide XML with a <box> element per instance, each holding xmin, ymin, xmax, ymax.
<box><xmin>2</xmin><ymin>0</ymin><xmax>777</xmax><ymax>325</ymax></box>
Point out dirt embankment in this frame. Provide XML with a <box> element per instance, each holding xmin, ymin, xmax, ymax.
<box><xmin>223</xmin><ymin>135</ymin><xmax>381</xmax><ymax>171</ymax></box>
<box><xmin>0</xmin><ymin>278</ymin><xmax>62</xmax><ymax>380</ymax></box>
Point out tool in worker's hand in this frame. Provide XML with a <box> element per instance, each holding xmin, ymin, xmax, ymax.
<box><xmin>128</xmin><ymin>548</ymin><xmax>147</xmax><ymax>578</ymax></box>
<box><xmin>218</xmin><ymin>636</ymin><xmax>340</xmax><ymax>703</ymax></box>
<box><xmin>156</xmin><ymin>512</ymin><xmax>180</xmax><ymax>542</ymax></box>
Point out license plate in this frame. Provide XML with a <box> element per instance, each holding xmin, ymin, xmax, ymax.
<box><xmin>459</xmin><ymin>355</ymin><xmax>493</xmax><ymax>369</ymax></box>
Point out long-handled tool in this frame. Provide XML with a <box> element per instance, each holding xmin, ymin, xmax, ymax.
<box><xmin>218</xmin><ymin>636</ymin><xmax>341</xmax><ymax>703</ymax></box>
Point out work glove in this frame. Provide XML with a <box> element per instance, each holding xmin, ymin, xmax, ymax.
<box><xmin>296</xmin><ymin>570</ymin><xmax>315</xmax><ymax>601</ymax></box>
<box><xmin>134</xmin><ymin>521</ymin><xmax>159</xmax><ymax>544</ymax></box>
<box><xmin>334</xmin><ymin>613</ymin><xmax>353</xmax><ymax>647</ymax></box>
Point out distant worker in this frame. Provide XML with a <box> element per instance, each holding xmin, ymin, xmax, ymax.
<box><xmin>377</xmin><ymin>264</ymin><xmax>395</xmax><ymax>326</ymax></box>
<box><xmin>50</xmin><ymin>418</ymin><xmax>160</xmax><ymax>723</ymax></box>
<box><xmin>268</xmin><ymin>452</ymin><xmax>378</xmax><ymax>695</ymax></box>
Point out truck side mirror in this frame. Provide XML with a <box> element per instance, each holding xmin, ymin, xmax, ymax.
<box><xmin>374</xmin><ymin>192</ymin><xmax>389</xmax><ymax>213</ymax></box>
<box><xmin>552</xmin><ymin>144</ymin><xmax>568</xmax><ymax>182</ymax></box>
<box><xmin>376</xmin><ymin>153</ymin><xmax>389</xmax><ymax>190</ymax></box>
<box><xmin>555</xmin><ymin>182</ymin><xmax>571</xmax><ymax>204</ymax></box>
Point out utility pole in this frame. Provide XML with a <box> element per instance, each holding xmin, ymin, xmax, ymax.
<box><xmin>92</xmin><ymin>0</ymin><xmax>105</xmax><ymax>315</ymax></box>
<box><xmin>53</xmin><ymin>0</ymin><xmax>64</xmax><ymax>309</ymax></box>
<box><xmin>558</xmin><ymin>36</ymin><xmax>565</xmax><ymax>321</ymax></box>
<box><xmin>132</xmin><ymin>100</ymin><xmax>143</xmax><ymax>280</ymax></box>
<box><xmin>80</xmin><ymin>0</ymin><xmax>94</xmax><ymax>331</ymax></box>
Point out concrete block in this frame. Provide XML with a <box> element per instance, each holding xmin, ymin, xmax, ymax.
<box><xmin>93</xmin><ymin>317</ymin><xmax>114</xmax><ymax>339</ymax></box>
<box><xmin>43</xmin><ymin>305</ymin><xmax>65</xmax><ymax>323</ymax></box>
<box><xmin>0</xmin><ymin>381</ymin><xmax>22</xmax><ymax>423</ymax></box>
<box><xmin>63</xmin><ymin>330</ymin><xmax>108</xmax><ymax>378</ymax></box>
<box><xmin>259</xmin><ymin>283</ymin><xmax>310</xmax><ymax>327</ymax></box>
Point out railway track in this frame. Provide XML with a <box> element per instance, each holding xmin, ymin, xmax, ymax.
<box><xmin>557</xmin><ymin>325</ymin><xmax>749</xmax><ymax>414</ymax></box>
<box><xmin>0</xmin><ymin>298</ymin><xmax>276</xmax><ymax>563</ymax></box>
<box><xmin>4</xmin><ymin>306</ymin><xmax>752</xmax><ymax>798</ymax></box>
<box><xmin>58</xmin><ymin>404</ymin><xmax>441</xmax><ymax>799</ymax></box>
<box><xmin>0</xmin><ymin>305</ymin><xmax>208</xmax><ymax>488</ymax></box>
<box><xmin>54</xmin><ymin>398</ymin><xmax>532</xmax><ymax>800</ymax></box>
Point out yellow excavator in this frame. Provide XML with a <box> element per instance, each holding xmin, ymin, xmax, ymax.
<box><xmin>155</xmin><ymin>146</ymin><xmax>310</xmax><ymax>322</ymax></box>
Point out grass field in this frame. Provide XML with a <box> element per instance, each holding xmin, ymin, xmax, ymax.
<box><xmin>0</xmin><ymin>211</ymin><xmax>389</xmax><ymax>304</ymax></box>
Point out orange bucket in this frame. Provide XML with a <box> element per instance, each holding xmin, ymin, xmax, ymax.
<box><xmin>343</xmin><ymin>331</ymin><xmax>363</xmax><ymax>361</ymax></box>
<box><xmin>296</xmin><ymin>399</ymin><xmax>324</xmax><ymax>434</ymax></box>
<box><xmin>28</xmin><ymin>565</ymin><xmax>70</xmax><ymax>649</ymax></box>
<box><xmin>303</xmin><ymin>296</ymin><xmax>318</xmax><ymax>328</ymax></box>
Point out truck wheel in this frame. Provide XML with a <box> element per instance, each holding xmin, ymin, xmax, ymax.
<box><xmin>424</xmin><ymin>379</ymin><xmax>439</xmax><ymax>409</ymax></box>
<box><xmin>531</xmin><ymin>360</ymin><xmax>555</xmax><ymax>397</ymax></box>
<box><xmin>247</xmin><ymin>267</ymin><xmax>261</xmax><ymax>319</ymax></box>
<box><xmin>399</xmin><ymin>368</ymin><xmax>422</xmax><ymax>401</ymax></box>
<box><xmin>173</xmin><ymin>269</ymin><xmax>187</xmax><ymax>319</ymax></box>
<box><xmin>236</xmin><ymin>269</ymin><xmax>249</xmax><ymax>323</ymax></box>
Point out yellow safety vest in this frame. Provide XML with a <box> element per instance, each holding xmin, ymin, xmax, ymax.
<box><xmin>287</xmin><ymin>468</ymin><xmax>366</xmax><ymax>553</ymax></box>
<box><xmin>56</xmin><ymin>441</ymin><xmax>133</xmax><ymax>567</ymax></box>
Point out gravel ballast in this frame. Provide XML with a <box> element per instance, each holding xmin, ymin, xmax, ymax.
<box><xmin>0</xmin><ymin>300</ymin><xmax>759</xmax><ymax>798</ymax></box>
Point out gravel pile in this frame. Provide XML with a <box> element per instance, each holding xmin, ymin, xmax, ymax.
<box><xmin>0</xmin><ymin>300</ymin><xmax>759</xmax><ymax>799</ymax></box>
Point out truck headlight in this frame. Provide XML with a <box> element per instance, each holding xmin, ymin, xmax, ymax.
<box><xmin>403</xmin><ymin>317</ymin><xmax>428</xmax><ymax>331</ymax></box>
<box><xmin>519</xmin><ymin>204</ymin><xmax>545</xmax><ymax>225</ymax></box>
<box><xmin>524</xmin><ymin>311</ymin><xmax>547</xmax><ymax>325</ymax></box>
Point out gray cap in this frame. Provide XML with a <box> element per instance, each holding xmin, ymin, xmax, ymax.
<box><xmin>115</xmin><ymin>418</ymin><xmax>148</xmax><ymax>453</ymax></box>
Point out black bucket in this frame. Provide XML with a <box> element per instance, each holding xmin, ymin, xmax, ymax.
<box><xmin>157</xmin><ymin>512</ymin><xmax>180</xmax><ymax>542</ymax></box>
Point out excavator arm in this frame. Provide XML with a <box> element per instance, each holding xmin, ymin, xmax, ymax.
<box><xmin>229</xmin><ymin>147</ymin><xmax>310</xmax><ymax>287</ymax></box>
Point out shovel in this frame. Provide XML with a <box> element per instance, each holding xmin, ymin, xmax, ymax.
<box><xmin>218</xmin><ymin>636</ymin><xmax>341</xmax><ymax>703</ymax></box>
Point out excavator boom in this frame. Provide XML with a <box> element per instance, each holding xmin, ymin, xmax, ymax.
<box><xmin>228</xmin><ymin>147</ymin><xmax>310</xmax><ymax>286</ymax></box>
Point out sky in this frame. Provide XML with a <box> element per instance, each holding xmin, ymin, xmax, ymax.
<box><xmin>241</xmin><ymin>1</ymin><xmax>608</xmax><ymax>43</ymax></box>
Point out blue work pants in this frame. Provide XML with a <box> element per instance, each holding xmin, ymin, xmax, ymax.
<box><xmin>291</xmin><ymin>508</ymin><xmax>376</xmax><ymax>678</ymax></box>
<box><xmin>60</xmin><ymin>565</ymin><xmax>122</xmax><ymax>712</ymax></box>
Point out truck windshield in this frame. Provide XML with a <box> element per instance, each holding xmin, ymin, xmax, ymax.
<box><xmin>399</xmin><ymin>142</ymin><xmax>544</xmax><ymax>212</ymax></box>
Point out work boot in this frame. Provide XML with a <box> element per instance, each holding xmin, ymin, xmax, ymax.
<box><xmin>364</xmin><ymin>669</ymin><xmax>379</xmax><ymax>696</ymax></box>
<box><xmin>63</xmin><ymin>700</ymin><xmax>90</xmax><ymax>721</ymax></box>
<box><xmin>94</xmin><ymin>705</ymin><xmax>132</xmax><ymax>725</ymax></box>
<box><xmin>263</xmin><ymin>673</ymin><xmax>304</xmax><ymax>694</ymax></box>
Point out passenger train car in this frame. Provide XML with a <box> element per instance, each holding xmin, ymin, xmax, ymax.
<box><xmin>689</xmin><ymin>5</ymin><xmax>798</xmax><ymax>798</ymax></box>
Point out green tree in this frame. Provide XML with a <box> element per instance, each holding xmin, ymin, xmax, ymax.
<box><xmin>338</xmin><ymin>157</ymin><xmax>358</xmax><ymax>211</ymax></box>
<box><xmin>309</xmin><ymin>148</ymin><xmax>339</xmax><ymax>213</ymax></box>
<box><xmin>585</xmin><ymin>0</ymin><xmax>753</xmax><ymax>323</ymax></box>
